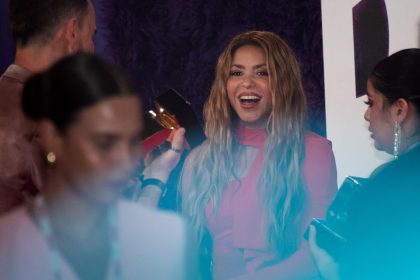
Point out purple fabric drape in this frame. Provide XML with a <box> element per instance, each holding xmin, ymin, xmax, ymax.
<box><xmin>0</xmin><ymin>0</ymin><xmax>325</xmax><ymax>135</ymax></box>
<box><xmin>0</xmin><ymin>0</ymin><xmax>15</xmax><ymax>74</ymax></box>
<box><xmin>96</xmin><ymin>0</ymin><xmax>326</xmax><ymax>135</ymax></box>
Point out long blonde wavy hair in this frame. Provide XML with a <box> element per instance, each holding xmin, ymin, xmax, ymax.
<box><xmin>181</xmin><ymin>31</ymin><xmax>308</xmax><ymax>259</ymax></box>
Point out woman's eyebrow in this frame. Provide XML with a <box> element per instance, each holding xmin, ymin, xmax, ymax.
<box><xmin>253</xmin><ymin>64</ymin><xmax>266</xmax><ymax>70</ymax></box>
<box><xmin>231</xmin><ymin>63</ymin><xmax>266</xmax><ymax>69</ymax></box>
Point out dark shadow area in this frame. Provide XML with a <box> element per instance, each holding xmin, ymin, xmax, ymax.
<box><xmin>353</xmin><ymin>0</ymin><xmax>389</xmax><ymax>98</ymax></box>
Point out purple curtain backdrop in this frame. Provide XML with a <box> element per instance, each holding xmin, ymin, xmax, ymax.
<box><xmin>0</xmin><ymin>0</ymin><xmax>15</xmax><ymax>73</ymax></box>
<box><xmin>96</xmin><ymin>0</ymin><xmax>326</xmax><ymax>135</ymax></box>
<box><xmin>0</xmin><ymin>0</ymin><xmax>326</xmax><ymax>136</ymax></box>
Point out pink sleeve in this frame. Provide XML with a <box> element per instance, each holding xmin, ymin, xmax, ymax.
<box><xmin>232</xmin><ymin>133</ymin><xmax>338</xmax><ymax>280</ymax></box>
<box><xmin>232</xmin><ymin>243</ymin><xmax>318</xmax><ymax>280</ymax></box>
<box><xmin>302</xmin><ymin>132</ymin><xmax>338</xmax><ymax>224</ymax></box>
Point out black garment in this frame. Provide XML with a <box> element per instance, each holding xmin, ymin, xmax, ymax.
<box><xmin>340</xmin><ymin>144</ymin><xmax>420</xmax><ymax>279</ymax></box>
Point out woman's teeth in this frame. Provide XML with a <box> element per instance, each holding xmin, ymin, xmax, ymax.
<box><xmin>239</xmin><ymin>96</ymin><xmax>260</xmax><ymax>103</ymax></box>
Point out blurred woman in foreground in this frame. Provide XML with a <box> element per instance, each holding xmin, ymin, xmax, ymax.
<box><xmin>0</xmin><ymin>53</ymin><xmax>192</xmax><ymax>280</ymax></box>
<box><xmin>309</xmin><ymin>48</ymin><xmax>420</xmax><ymax>280</ymax></box>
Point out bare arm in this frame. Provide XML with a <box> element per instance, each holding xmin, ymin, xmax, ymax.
<box><xmin>138</xmin><ymin>128</ymin><xmax>186</xmax><ymax>208</ymax></box>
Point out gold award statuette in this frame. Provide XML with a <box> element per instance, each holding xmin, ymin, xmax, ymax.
<box><xmin>148</xmin><ymin>106</ymin><xmax>180</xmax><ymax>130</ymax></box>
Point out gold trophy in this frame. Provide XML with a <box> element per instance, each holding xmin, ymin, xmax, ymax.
<box><xmin>147</xmin><ymin>105</ymin><xmax>180</xmax><ymax>130</ymax></box>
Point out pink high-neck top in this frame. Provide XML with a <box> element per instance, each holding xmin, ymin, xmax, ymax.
<box><xmin>206</xmin><ymin>126</ymin><xmax>337</xmax><ymax>280</ymax></box>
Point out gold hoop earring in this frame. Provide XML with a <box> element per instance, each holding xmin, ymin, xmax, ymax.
<box><xmin>46</xmin><ymin>152</ymin><xmax>56</xmax><ymax>165</ymax></box>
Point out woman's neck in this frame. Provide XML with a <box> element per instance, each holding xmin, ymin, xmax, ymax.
<box><xmin>237</xmin><ymin>123</ymin><xmax>267</xmax><ymax>148</ymax></box>
<box><xmin>39</xmin><ymin>175</ymin><xmax>115</xmax><ymax>280</ymax></box>
<box><xmin>404</xmin><ymin>134</ymin><xmax>420</xmax><ymax>153</ymax></box>
<box><xmin>41</xmin><ymin>175</ymin><xmax>108</xmax><ymax>239</ymax></box>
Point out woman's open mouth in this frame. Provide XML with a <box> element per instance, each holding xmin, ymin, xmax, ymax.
<box><xmin>239</xmin><ymin>95</ymin><xmax>261</xmax><ymax>108</ymax></box>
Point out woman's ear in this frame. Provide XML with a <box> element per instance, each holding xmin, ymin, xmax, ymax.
<box><xmin>392</xmin><ymin>98</ymin><xmax>409</xmax><ymax>123</ymax></box>
<box><xmin>38</xmin><ymin>120</ymin><xmax>63</xmax><ymax>160</ymax></box>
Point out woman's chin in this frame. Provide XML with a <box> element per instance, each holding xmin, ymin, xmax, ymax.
<box><xmin>373</xmin><ymin>141</ymin><xmax>393</xmax><ymax>155</ymax></box>
<box><xmin>91</xmin><ymin>195</ymin><xmax>120</xmax><ymax>209</ymax></box>
<box><xmin>373</xmin><ymin>141</ymin><xmax>385</xmax><ymax>151</ymax></box>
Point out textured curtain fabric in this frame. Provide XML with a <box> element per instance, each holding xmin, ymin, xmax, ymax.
<box><xmin>0</xmin><ymin>0</ymin><xmax>15</xmax><ymax>74</ymax></box>
<box><xmin>0</xmin><ymin>0</ymin><xmax>325</xmax><ymax>135</ymax></box>
<box><xmin>95</xmin><ymin>0</ymin><xmax>326</xmax><ymax>135</ymax></box>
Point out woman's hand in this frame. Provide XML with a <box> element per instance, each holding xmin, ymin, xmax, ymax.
<box><xmin>142</xmin><ymin>127</ymin><xmax>186</xmax><ymax>183</ymax></box>
<box><xmin>308</xmin><ymin>225</ymin><xmax>340</xmax><ymax>280</ymax></box>
<box><xmin>138</xmin><ymin>128</ymin><xmax>186</xmax><ymax>207</ymax></box>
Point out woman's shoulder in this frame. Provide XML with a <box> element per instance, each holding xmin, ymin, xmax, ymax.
<box><xmin>118</xmin><ymin>202</ymin><xmax>190</xmax><ymax>279</ymax></box>
<box><xmin>304</xmin><ymin>131</ymin><xmax>334</xmax><ymax>157</ymax></box>
<box><xmin>0</xmin><ymin>206</ymin><xmax>41</xmax><ymax>257</ymax></box>
<box><xmin>181</xmin><ymin>141</ymin><xmax>209</xmax><ymax>179</ymax></box>
<box><xmin>369</xmin><ymin>144</ymin><xmax>420</xmax><ymax>183</ymax></box>
<box><xmin>0</xmin><ymin>206</ymin><xmax>30</xmax><ymax>234</ymax></box>
<box><xmin>185</xmin><ymin>141</ymin><xmax>209</xmax><ymax>162</ymax></box>
<box><xmin>301</xmin><ymin>131</ymin><xmax>337</xmax><ymax>195</ymax></box>
<box><xmin>119</xmin><ymin>201</ymin><xmax>185</xmax><ymax>230</ymax></box>
<box><xmin>118</xmin><ymin>202</ymin><xmax>187</xmax><ymax>253</ymax></box>
<box><xmin>305</xmin><ymin>131</ymin><xmax>332</xmax><ymax>146</ymax></box>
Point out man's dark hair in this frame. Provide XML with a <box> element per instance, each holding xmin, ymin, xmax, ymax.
<box><xmin>9</xmin><ymin>0</ymin><xmax>90</xmax><ymax>46</ymax></box>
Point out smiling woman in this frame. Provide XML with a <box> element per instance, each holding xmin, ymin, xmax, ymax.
<box><xmin>227</xmin><ymin>44</ymin><xmax>272</xmax><ymax>129</ymax></box>
<box><xmin>0</xmin><ymin>53</ymin><xmax>193</xmax><ymax>280</ymax></box>
<box><xmin>178</xmin><ymin>31</ymin><xmax>338</xmax><ymax>279</ymax></box>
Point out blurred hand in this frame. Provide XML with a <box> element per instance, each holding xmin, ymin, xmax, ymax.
<box><xmin>308</xmin><ymin>225</ymin><xmax>340</xmax><ymax>280</ymax></box>
<box><xmin>142</xmin><ymin>128</ymin><xmax>186</xmax><ymax>183</ymax></box>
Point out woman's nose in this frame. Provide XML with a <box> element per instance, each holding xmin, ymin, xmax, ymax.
<box><xmin>364</xmin><ymin>108</ymin><xmax>370</xmax><ymax>121</ymax></box>
<box><xmin>240</xmin><ymin>74</ymin><xmax>255</xmax><ymax>88</ymax></box>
